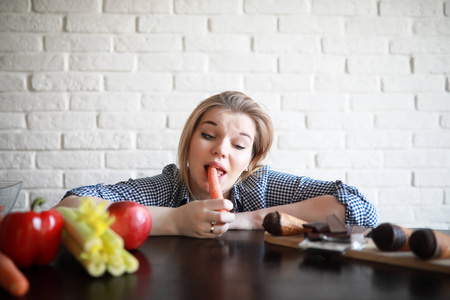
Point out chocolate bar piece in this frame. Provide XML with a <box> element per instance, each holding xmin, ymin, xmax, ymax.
<box><xmin>303</xmin><ymin>222</ymin><xmax>329</xmax><ymax>233</ymax></box>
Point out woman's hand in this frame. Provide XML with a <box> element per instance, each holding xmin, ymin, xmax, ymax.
<box><xmin>169</xmin><ymin>199</ymin><xmax>235</xmax><ymax>238</ymax></box>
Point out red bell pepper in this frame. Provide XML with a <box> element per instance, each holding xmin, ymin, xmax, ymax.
<box><xmin>0</xmin><ymin>198</ymin><xmax>63</xmax><ymax>268</ymax></box>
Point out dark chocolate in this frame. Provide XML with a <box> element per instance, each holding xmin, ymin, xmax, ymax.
<box><xmin>262</xmin><ymin>211</ymin><xmax>282</xmax><ymax>236</ymax></box>
<box><xmin>371</xmin><ymin>223</ymin><xmax>407</xmax><ymax>251</ymax></box>
<box><xmin>410</xmin><ymin>229</ymin><xmax>438</xmax><ymax>260</ymax></box>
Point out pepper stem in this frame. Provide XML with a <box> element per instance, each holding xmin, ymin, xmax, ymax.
<box><xmin>31</xmin><ymin>198</ymin><xmax>45</xmax><ymax>211</ymax></box>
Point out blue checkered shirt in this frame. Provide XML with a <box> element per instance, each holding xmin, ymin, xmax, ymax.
<box><xmin>64</xmin><ymin>164</ymin><xmax>378</xmax><ymax>228</ymax></box>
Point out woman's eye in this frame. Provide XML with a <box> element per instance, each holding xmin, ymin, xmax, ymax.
<box><xmin>201</xmin><ymin>132</ymin><xmax>214</xmax><ymax>140</ymax></box>
<box><xmin>235</xmin><ymin>144</ymin><xmax>245</xmax><ymax>150</ymax></box>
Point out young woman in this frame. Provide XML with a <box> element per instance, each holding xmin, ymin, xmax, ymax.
<box><xmin>57</xmin><ymin>91</ymin><xmax>377</xmax><ymax>238</ymax></box>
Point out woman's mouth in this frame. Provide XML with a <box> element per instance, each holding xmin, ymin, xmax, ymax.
<box><xmin>205</xmin><ymin>165</ymin><xmax>226</xmax><ymax>177</ymax></box>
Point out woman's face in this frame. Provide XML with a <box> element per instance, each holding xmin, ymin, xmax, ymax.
<box><xmin>188</xmin><ymin>108</ymin><xmax>256</xmax><ymax>200</ymax></box>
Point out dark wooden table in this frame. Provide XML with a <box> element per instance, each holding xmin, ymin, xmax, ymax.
<box><xmin>2</xmin><ymin>230</ymin><xmax>450</xmax><ymax>300</ymax></box>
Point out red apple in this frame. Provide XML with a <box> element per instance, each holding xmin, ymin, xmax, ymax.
<box><xmin>107</xmin><ymin>201</ymin><xmax>152</xmax><ymax>250</ymax></box>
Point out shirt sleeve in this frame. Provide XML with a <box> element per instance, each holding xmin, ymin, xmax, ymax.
<box><xmin>262</xmin><ymin>169</ymin><xmax>378</xmax><ymax>228</ymax></box>
<box><xmin>62</xmin><ymin>164</ymin><xmax>184</xmax><ymax>207</ymax></box>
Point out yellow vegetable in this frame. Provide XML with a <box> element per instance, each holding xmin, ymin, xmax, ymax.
<box><xmin>57</xmin><ymin>198</ymin><xmax>139</xmax><ymax>277</ymax></box>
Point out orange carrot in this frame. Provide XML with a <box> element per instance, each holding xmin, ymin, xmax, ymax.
<box><xmin>208</xmin><ymin>167</ymin><xmax>223</xmax><ymax>199</ymax></box>
<box><xmin>0</xmin><ymin>251</ymin><xmax>29</xmax><ymax>298</ymax></box>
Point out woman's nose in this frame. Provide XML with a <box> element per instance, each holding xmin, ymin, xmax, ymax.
<box><xmin>212</xmin><ymin>140</ymin><xmax>228</xmax><ymax>158</ymax></box>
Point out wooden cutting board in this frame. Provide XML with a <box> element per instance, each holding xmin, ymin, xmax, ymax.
<box><xmin>264</xmin><ymin>232</ymin><xmax>450</xmax><ymax>274</ymax></box>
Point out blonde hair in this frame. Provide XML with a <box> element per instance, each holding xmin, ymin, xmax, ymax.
<box><xmin>177</xmin><ymin>91</ymin><xmax>273</xmax><ymax>193</ymax></box>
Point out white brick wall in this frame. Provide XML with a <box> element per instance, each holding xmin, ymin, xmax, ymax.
<box><xmin>1</xmin><ymin>0</ymin><xmax>449</xmax><ymax>229</ymax></box>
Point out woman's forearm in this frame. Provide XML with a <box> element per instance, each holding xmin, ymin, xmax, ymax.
<box><xmin>230</xmin><ymin>195</ymin><xmax>346</xmax><ymax>230</ymax></box>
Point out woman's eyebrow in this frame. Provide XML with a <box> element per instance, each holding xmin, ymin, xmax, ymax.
<box><xmin>201</xmin><ymin>120</ymin><xmax>217</xmax><ymax>126</ymax></box>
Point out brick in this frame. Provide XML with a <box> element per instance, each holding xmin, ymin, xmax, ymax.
<box><xmin>441</xmin><ymin>114</ymin><xmax>450</xmax><ymax>128</ymax></box>
<box><xmin>272</xmin><ymin>111</ymin><xmax>306</xmax><ymax>130</ymax></box>
<box><xmin>185</xmin><ymin>34</ymin><xmax>250</xmax><ymax>52</ymax></box>
<box><xmin>414</xmin><ymin>131</ymin><xmax>450</xmax><ymax>148</ymax></box>
<box><xmin>346</xmin><ymin>17</ymin><xmax>408</xmax><ymax>36</ymax></box>
<box><xmin>209</xmin><ymin>54</ymin><xmax>276</xmax><ymax>73</ymax></box>
<box><xmin>71</xmin><ymin>93</ymin><xmax>140</xmax><ymax>111</ymax></box>
<box><xmin>0</xmin><ymin>33</ymin><xmax>41</xmax><ymax>52</ymax></box>
<box><xmin>0</xmin><ymin>14</ymin><xmax>62</xmax><ymax>32</ymax></box>
<box><xmin>168</xmin><ymin>112</ymin><xmax>190</xmax><ymax>129</ymax></box>
<box><xmin>413</xmin><ymin>19</ymin><xmax>450</xmax><ymax>36</ymax></box>
<box><xmin>115</xmin><ymin>34</ymin><xmax>182</xmax><ymax>52</ymax></box>
<box><xmin>137</xmin><ymin>130</ymin><xmax>181</xmax><ymax>149</ymax></box>
<box><xmin>139</xmin><ymin>16</ymin><xmax>206</xmax><ymax>33</ymax></box>
<box><xmin>142</xmin><ymin>92</ymin><xmax>208</xmax><ymax>111</ymax></box>
<box><xmin>350</xmin><ymin>94</ymin><xmax>415</xmax><ymax>111</ymax></box>
<box><xmin>380</xmin><ymin>0</ymin><xmax>443</xmax><ymax>17</ymax></box>
<box><xmin>104</xmin><ymin>0</ymin><xmax>170</xmax><ymax>13</ymax></box>
<box><xmin>278</xmin><ymin>131</ymin><xmax>344</xmax><ymax>150</ymax></box>
<box><xmin>0</xmin><ymin>132</ymin><xmax>60</xmax><ymax>150</ymax></box>
<box><xmin>375</xmin><ymin>112</ymin><xmax>438</xmax><ymax>129</ymax></box>
<box><xmin>382</xmin><ymin>75</ymin><xmax>445</xmax><ymax>92</ymax></box>
<box><xmin>313</xmin><ymin>0</ymin><xmax>377</xmax><ymax>16</ymax></box>
<box><xmin>0</xmin><ymin>171</ymin><xmax>63</xmax><ymax>188</ymax></box>
<box><xmin>37</xmin><ymin>151</ymin><xmax>103</xmax><ymax>169</ymax></box>
<box><xmin>417</xmin><ymin>94</ymin><xmax>450</xmax><ymax>111</ymax></box>
<box><xmin>0</xmin><ymin>53</ymin><xmax>64</xmax><ymax>71</ymax></box>
<box><xmin>210</xmin><ymin>16</ymin><xmax>276</xmax><ymax>33</ymax></box>
<box><xmin>0</xmin><ymin>152</ymin><xmax>33</xmax><ymax>169</ymax></box>
<box><xmin>64</xmin><ymin>171</ymin><xmax>135</xmax><ymax>188</ymax></box>
<box><xmin>376</xmin><ymin>206</ymin><xmax>415</xmax><ymax>224</ymax></box>
<box><xmin>280</xmin><ymin>16</ymin><xmax>343</xmax><ymax>34</ymax></box>
<box><xmin>314</xmin><ymin>75</ymin><xmax>377</xmax><ymax>92</ymax></box>
<box><xmin>32</xmin><ymin>73</ymin><xmax>100</xmax><ymax>92</ymax></box>
<box><xmin>415</xmin><ymin>206</ymin><xmax>450</xmax><ymax>225</ymax></box>
<box><xmin>379</xmin><ymin>188</ymin><xmax>443</xmax><ymax>206</ymax></box>
<box><xmin>98</xmin><ymin>112</ymin><xmax>165</xmax><ymax>129</ymax></box>
<box><xmin>28</xmin><ymin>112</ymin><xmax>97</xmax><ymax>130</ymax></box>
<box><xmin>279</xmin><ymin>54</ymin><xmax>345</xmax><ymax>73</ymax></box>
<box><xmin>0</xmin><ymin>0</ymin><xmax>29</xmax><ymax>12</ymax></box>
<box><xmin>254</xmin><ymin>35</ymin><xmax>317</xmax><ymax>53</ymax></box>
<box><xmin>347</xmin><ymin>131</ymin><xmax>411</xmax><ymax>149</ymax></box>
<box><xmin>307</xmin><ymin>112</ymin><xmax>373</xmax><ymax>129</ymax></box>
<box><xmin>347</xmin><ymin>56</ymin><xmax>411</xmax><ymax>74</ymax></box>
<box><xmin>70</xmin><ymin>54</ymin><xmax>134</xmax><ymax>71</ymax></box>
<box><xmin>139</xmin><ymin>53</ymin><xmax>206</xmax><ymax>72</ymax></box>
<box><xmin>0</xmin><ymin>113</ymin><xmax>26</xmax><ymax>129</ymax></box>
<box><xmin>414</xmin><ymin>170</ymin><xmax>450</xmax><ymax>187</ymax></box>
<box><xmin>316</xmin><ymin>150</ymin><xmax>382</xmax><ymax>169</ymax></box>
<box><xmin>282</xmin><ymin>94</ymin><xmax>346</xmax><ymax>111</ymax></box>
<box><xmin>385</xmin><ymin>150</ymin><xmax>448</xmax><ymax>168</ymax></box>
<box><xmin>347</xmin><ymin>170</ymin><xmax>411</xmax><ymax>187</ymax></box>
<box><xmin>175</xmin><ymin>0</ymin><xmax>241</xmax><ymax>14</ymax></box>
<box><xmin>106</xmin><ymin>151</ymin><xmax>172</xmax><ymax>169</ymax></box>
<box><xmin>66</xmin><ymin>14</ymin><xmax>135</xmax><ymax>33</ymax></box>
<box><xmin>390</xmin><ymin>38</ymin><xmax>450</xmax><ymax>54</ymax></box>
<box><xmin>446</xmin><ymin>1</ymin><xmax>450</xmax><ymax>16</ymax></box>
<box><xmin>105</xmin><ymin>74</ymin><xmax>172</xmax><ymax>92</ymax></box>
<box><xmin>245</xmin><ymin>74</ymin><xmax>311</xmax><ymax>92</ymax></box>
<box><xmin>45</xmin><ymin>35</ymin><xmax>111</xmax><ymax>52</ymax></box>
<box><xmin>0</xmin><ymin>74</ymin><xmax>26</xmax><ymax>92</ymax></box>
<box><xmin>266</xmin><ymin>150</ymin><xmax>314</xmax><ymax>170</ymax></box>
<box><xmin>245</xmin><ymin>0</ymin><xmax>308</xmax><ymax>14</ymax></box>
<box><xmin>381</xmin><ymin>75</ymin><xmax>446</xmax><ymax>92</ymax></box>
<box><xmin>64</xmin><ymin>132</ymin><xmax>133</xmax><ymax>150</ymax></box>
<box><xmin>0</xmin><ymin>93</ymin><xmax>67</xmax><ymax>111</ymax></box>
<box><xmin>322</xmin><ymin>37</ymin><xmax>387</xmax><ymax>54</ymax></box>
<box><xmin>34</xmin><ymin>0</ymin><xmax>100</xmax><ymax>12</ymax></box>
<box><xmin>175</xmin><ymin>73</ymin><xmax>242</xmax><ymax>91</ymax></box>
<box><xmin>414</xmin><ymin>56</ymin><xmax>450</xmax><ymax>74</ymax></box>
